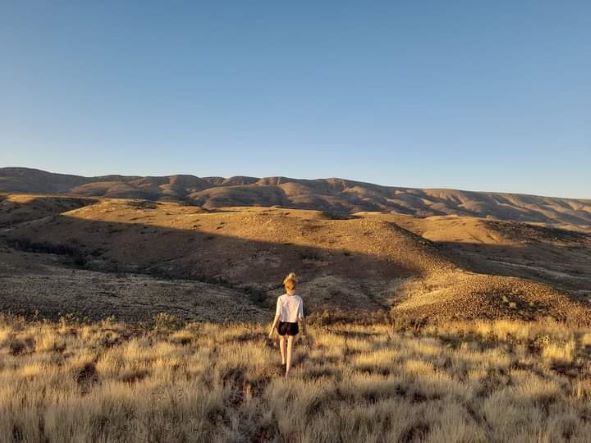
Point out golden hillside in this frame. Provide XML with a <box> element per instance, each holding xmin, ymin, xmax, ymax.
<box><xmin>1</xmin><ymin>194</ymin><xmax>589</xmax><ymax>325</ymax></box>
<box><xmin>2</xmin><ymin>167</ymin><xmax>590</xmax><ymax>227</ymax></box>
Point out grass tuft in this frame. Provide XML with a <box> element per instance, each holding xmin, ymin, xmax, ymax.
<box><xmin>0</xmin><ymin>315</ymin><xmax>590</xmax><ymax>441</ymax></box>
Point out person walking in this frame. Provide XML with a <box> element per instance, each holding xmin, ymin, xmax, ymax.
<box><xmin>268</xmin><ymin>272</ymin><xmax>304</xmax><ymax>377</ymax></box>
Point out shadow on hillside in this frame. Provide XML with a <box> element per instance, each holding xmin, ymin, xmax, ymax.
<box><xmin>438</xmin><ymin>240</ymin><xmax>591</xmax><ymax>294</ymax></box>
<box><xmin>11</xmin><ymin>214</ymin><xmax>418</xmax><ymax>277</ymax></box>
<box><xmin>2</xmin><ymin>197</ymin><xmax>589</xmax><ymax>324</ymax></box>
<box><xmin>0</xmin><ymin>194</ymin><xmax>97</xmax><ymax>228</ymax></box>
<box><xmin>0</xmin><ymin>203</ymin><xmax>427</xmax><ymax>320</ymax></box>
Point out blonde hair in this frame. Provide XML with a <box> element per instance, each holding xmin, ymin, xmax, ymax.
<box><xmin>283</xmin><ymin>272</ymin><xmax>297</xmax><ymax>292</ymax></box>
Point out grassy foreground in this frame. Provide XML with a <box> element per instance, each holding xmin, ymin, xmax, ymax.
<box><xmin>1</xmin><ymin>315</ymin><xmax>591</xmax><ymax>442</ymax></box>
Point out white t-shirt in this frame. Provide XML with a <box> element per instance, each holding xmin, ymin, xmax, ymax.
<box><xmin>276</xmin><ymin>293</ymin><xmax>304</xmax><ymax>323</ymax></box>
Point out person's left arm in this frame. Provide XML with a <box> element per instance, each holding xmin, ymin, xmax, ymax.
<box><xmin>298</xmin><ymin>299</ymin><xmax>305</xmax><ymax>336</ymax></box>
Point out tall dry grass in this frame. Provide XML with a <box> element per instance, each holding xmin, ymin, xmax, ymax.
<box><xmin>1</xmin><ymin>314</ymin><xmax>590</xmax><ymax>442</ymax></box>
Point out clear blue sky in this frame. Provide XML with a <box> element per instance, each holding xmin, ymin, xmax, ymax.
<box><xmin>1</xmin><ymin>1</ymin><xmax>589</xmax><ymax>198</ymax></box>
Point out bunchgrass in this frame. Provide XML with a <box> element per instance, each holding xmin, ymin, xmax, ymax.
<box><xmin>1</xmin><ymin>315</ymin><xmax>590</xmax><ymax>442</ymax></box>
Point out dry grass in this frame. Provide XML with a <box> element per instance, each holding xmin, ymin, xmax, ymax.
<box><xmin>1</xmin><ymin>315</ymin><xmax>591</xmax><ymax>442</ymax></box>
<box><xmin>3</xmin><ymin>196</ymin><xmax>590</xmax><ymax>326</ymax></box>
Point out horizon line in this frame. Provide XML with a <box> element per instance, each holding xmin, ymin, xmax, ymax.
<box><xmin>1</xmin><ymin>165</ymin><xmax>589</xmax><ymax>202</ymax></box>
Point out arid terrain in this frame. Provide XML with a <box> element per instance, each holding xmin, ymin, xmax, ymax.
<box><xmin>0</xmin><ymin>188</ymin><xmax>589</xmax><ymax>325</ymax></box>
<box><xmin>2</xmin><ymin>167</ymin><xmax>590</xmax><ymax>227</ymax></box>
<box><xmin>1</xmin><ymin>171</ymin><xmax>590</xmax><ymax>442</ymax></box>
<box><xmin>2</xmin><ymin>315</ymin><xmax>591</xmax><ymax>442</ymax></box>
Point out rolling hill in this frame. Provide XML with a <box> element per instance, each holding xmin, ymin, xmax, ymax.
<box><xmin>2</xmin><ymin>167</ymin><xmax>590</xmax><ymax>228</ymax></box>
<box><xmin>1</xmin><ymin>194</ymin><xmax>589</xmax><ymax>325</ymax></box>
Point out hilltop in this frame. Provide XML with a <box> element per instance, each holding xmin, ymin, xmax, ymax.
<box><xmin>2</xmin><ymin>167</ymin><xmax>590</xmax><ymax>228</ymax></box>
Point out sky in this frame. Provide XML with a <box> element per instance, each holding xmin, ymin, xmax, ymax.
<box><xmin>0</xmin><ymin>1</ymin><xmax>590</xmax><ymax>198</ymax></box>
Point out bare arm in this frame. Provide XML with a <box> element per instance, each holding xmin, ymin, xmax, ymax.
<box><xmin>270</xmin><ymin>296</ymin><xmax>282</xmax><ymax>337</ymax></box>
<box><xmin>298</xmin><ymin>299</ymin><xmax>305</xmax><ymax>335</ymax></box>
<box><xmin>269</xmin><ymin>314</ymin><xmax>280</xmax><ymax>338</ymax></box>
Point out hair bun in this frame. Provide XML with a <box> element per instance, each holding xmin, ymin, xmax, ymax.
<box><xmin>283</xmin><ymin>272</ymin><xmax>297</xmax><ymax>284</ymax></box>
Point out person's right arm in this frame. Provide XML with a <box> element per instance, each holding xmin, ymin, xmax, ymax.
<box><xmin>268</xmin><ymin>297</ymin><xmax>281</xmax><ymax>338</ymax></box>
<box><xmin>269</xmin><ymin>314</ymin><xmax>280</xmax><ymax>338</ymax></box>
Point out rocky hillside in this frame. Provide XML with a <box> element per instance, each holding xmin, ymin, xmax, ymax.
<box><xmin>2</xmin><ymin>167</ymin><xmax>589</xmax><ymax>227</ymax></box>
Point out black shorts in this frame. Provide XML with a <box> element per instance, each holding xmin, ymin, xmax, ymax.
<box><xmin>277</xmin><ymin>322</ymin><xmax>299</xmax><ymax>336</ymax></box>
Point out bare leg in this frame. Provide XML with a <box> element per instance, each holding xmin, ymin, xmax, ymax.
<box><xmin>279</xmin><ymin>335</ymin><xmax>286</xmax><ymax>365</ymax></box>
<box><xmin>286</xmin><ymin>336</ymin><xmax>294</xmax><ymax>377</ymax></box>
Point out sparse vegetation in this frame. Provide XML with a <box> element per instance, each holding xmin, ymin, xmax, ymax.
<box><xmin>6</xmin><ymin>238</ymin><xmax>88</xmax><ymax>266</ymax></box>
<box><xmin>0</xmin><ymin>192</ymin><xmax>590</xmax><ymax>441</ymax></box>
<box><xmin>1</xmin><ymin>195</ymin><xmax>589</xmax><ymax>325</ymax></box>
<box><xmin>6</xmin><ymin>238</ymin><xmax>81</xmax><ymax>257</ymax></box>
<box><xmin>1</xmin><ymin>315</ymin><xmax>590</xmax><ymax>442</ymax></box>
<box><xmin>1</xmin><ymin>168</ymin><xmax>590</xmax><ymax>227</ymax></box>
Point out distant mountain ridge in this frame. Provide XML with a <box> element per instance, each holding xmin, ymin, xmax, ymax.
<box><xmin>1</xmin><ymin>167</ymin><xmax>590</xmax><ymax>227</ymax></box>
